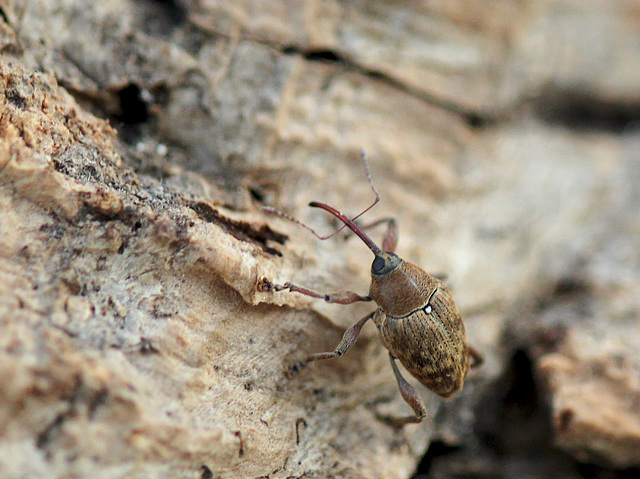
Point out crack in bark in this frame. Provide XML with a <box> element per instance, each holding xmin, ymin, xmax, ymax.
<box><xmin>190</xmin><ymin>22</ymin><xmax>489</xmax><ymax>128</ymax></box>
<box><xmin>280</xmin><ymin>44</ymin><xmax>488</xmax><ymax>128</ymax></box>
<box><xmin>187</xmin><ymin>200</ymin><xmax>287</xmax><ymax>256</ymax></box>
<box><xmin>530</xmin><ymin>88</ymin><xmax>640</xmax><ymax>133</ymax></box>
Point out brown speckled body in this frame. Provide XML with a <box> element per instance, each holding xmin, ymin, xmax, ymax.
<box><xmin>370</xmin><ymin>259</ymin><xmax>470</xmax><ymax>397</ymax></box>
<box><xmin>269</xmin><ymin>187</ymin><xmax>481</xmax><ymax>425</ymax></box>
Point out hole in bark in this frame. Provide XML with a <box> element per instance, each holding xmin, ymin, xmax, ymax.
<box><xmin>139</xmin><ymin>338</ymin><xmax>159</xmax><ymax>354</ymax></box>
<box><xmin>249</xmin><ymin>187</ymin><xmax>265</xmax><ymax>203</ymax></box>
<box><xmin>87</xmin><ymin>388</ymin><xmax>109</xmax><ymax>418</ymax></box>
<box><xmin>117</xmin><ymin>84</ymin><xmax>149</xmax><ymax>125</ymax></box>
<box><xmin>152</xmin><ymin>0</ymin><xmax>187</xmax><ymax>24</ymax></box>
<box><xmin>503</xmin><ymin>349</ymin><xmax>538</xmax><ymax>412</ymax></box>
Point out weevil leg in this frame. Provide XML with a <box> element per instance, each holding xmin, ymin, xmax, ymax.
<box><xmin>342</xmin><ymin>217</ymin><xmax>398</xmax><ymax>253</ymax></box>
<box><xmin>380</xmin><ymin>218</ymin><xmax>398</xmax><ymax>253</ymax></box>
<box><xmin>468</xmin><ymin>345</ymin><xmax>484</xmax><ymax>369</ymax></box>
<box><xmin>259</xmin><ymin>278</ymin><xmax>372</xmax><ymax>305</ymax></box>
<box><xmin>286</xmin><ymin>311</ymin><xmax>375</xmax><ymax>376</ymax></box>
<box><xmin>378</xmin><ymin>353</ymin><xmax>427</xmax><ymax>428</ymax></box>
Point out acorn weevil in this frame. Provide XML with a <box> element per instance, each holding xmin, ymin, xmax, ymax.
<box><xmin>261</xmin><ymin>152</ymin><xmax>482</xmax><ymax>427</ymax></box>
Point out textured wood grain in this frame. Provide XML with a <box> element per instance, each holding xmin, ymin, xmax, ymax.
<box><xmin>2</xmin><ymin>0</ymin><xmax>640</xmax><ymax>477</ymax></box>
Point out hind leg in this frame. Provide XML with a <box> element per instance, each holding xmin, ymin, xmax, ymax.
<box><xmin>377</xmin><ymin>353</ymin><xmax>427</xmax><ymax>428</ymax></box>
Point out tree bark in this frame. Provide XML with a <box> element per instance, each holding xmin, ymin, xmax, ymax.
<box><xmin>1</xmin><ymin>1</ymin><xmax>640</xmax><ymax>478</ymax></box>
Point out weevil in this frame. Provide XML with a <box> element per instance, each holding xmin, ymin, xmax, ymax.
<box><xmin>261</xmin><ymin>152</ymin><xmax>482</xmax><ymax>427</ymax></box>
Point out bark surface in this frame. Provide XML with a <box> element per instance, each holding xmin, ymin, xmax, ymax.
<box><xmin>1</xmin><ymin>1</ymin><xmax>640</xmax><ymax>478</ymax></box>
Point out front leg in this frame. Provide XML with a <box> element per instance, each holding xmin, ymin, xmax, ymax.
<box><xmin>287</xmin><ymin>311</ymin><xmax>375</xmax><ymax>376</ymax></box>
<box><xmin>259</xmin><ymin>277</ymin><xmax>372</xmax><ymax>305</ymax></box>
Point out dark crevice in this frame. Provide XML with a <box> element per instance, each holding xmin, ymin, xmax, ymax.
<box><xmin>280</xmin><ymin>42</ymin><xmax>640</xmax><ymax>133</ymax></box>
<box><xmin>192</xmin><ymin>27</ymin><xmax>498</xmax><ymax>128</ymax></box>
<box><xmin>58</xmin><ymin>80</ymin><xmax>153</xmax><ymax>145</ymax></box>
<box><xmin>533</xmin><ymin>89</ymin><xmax>640</xmax><ymax>133</ymax></box>
<box><xmin>414</xmin><ymin>345</ymin><xmax>640</xmax><ymax>478</ymax></box>
<box><xmin>109</xmin><ymin>83</ymin><xmax>150</xmax><ymax>144</ymax></box>
<box><xmin>280</xmin><ymin>43</ymin><xmax>492</xmax><ymax>128</ymax></box>
<box><xmin>199</xmin><ymin>465</ymin><xmax>214</xmax><ymax>479</ymax></box>
<box><xmin>475</xmin><ymin>348</ymin><xmax>549</xmax><ymax>458</ymax></box>
<box><xmin>59</xmin><ymin>80</ymin><xmax>163</xmax><ymax>145</ymax></box>
<box><xmin>117</xmin><ymin>84</ymin><xmax>149</xmax><ymax>125</ymax></box>
<box><xmin>36</xmin><ymin>412</ymin><xmax>70</xmax><ymax>449</ymax></box>
<box><xmin>139</xmin><ymin>337</ymin><xmax>160</xmax><ymax>355</ymax></box>
<box><xmin>87</xmin><ymin>388</ymin><xmax>109</xmax><ymax>419</ymax></box>
<box><xmin>6</xmin><ymin>89</ymin><xmax>26</xmax><ymax>109</ymax></box>
<box><xmin>139</xmin><ymin>0</ymin><xmax>187</xmax><ymax>33</ymax></box>
<box><xmin>249</xmin><ymin>187</ymin><xmax>266</xmax><ymax>203</ymax></box>
<box><xmin>0</xmin><ymin>7</ymin><xmax>10</xmax><ymax>25</ymax></box>
<box><xmin>282</xmin><ymin>45</ymin><xmax>348</xmax><ymax>64</ymax></box>
<box><xmin>552</xmin><ymin>275</ymin><xmax>591</xmax><ymax>299</ymax></box>
<box><xmin>57</xmin><ymin>53</ymin><xmax>150</xmax><ymax>147</ymax></box>
<box><xmin>301</xmin><ymin>49</ymin><xmax>343</xmax><ymax>63</ymax></box>
<box><xmin>35</xmin><ymin>375</ymin><xmax>107</xmax><ymax>450</ymax></box>
<box><xmin>413</xmin><ymin>441</ymin><xmax>461</xmax><ymax>476</ymax></box>
<box><xmin>577</xmin><ymin>464</ymin><xmax>640</xmax><ymax>479</ymax></box>
<box><xmin>187</xmin><ymin>201</ymin><xmax>288</xmax><ymax>256</ymax></box>
<box><xmin>502</xmin><ymin>349</ymin><xmax>538</xmax><ymax>412</ymax></box>
<box><xmin>412</xmin><ymin>349</ymin><xmax>551</xmax><ymax>478</ymax></box>
<box><xmin>466</xmin><ymin>113</ymin><xmax>487</xmax><ymax>129</ymax></box>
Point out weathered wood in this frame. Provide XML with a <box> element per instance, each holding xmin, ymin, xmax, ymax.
<box><xmin>2</xmin><ymin>1</ymin><xmax>640</xmax><ymax>477</ymax></box>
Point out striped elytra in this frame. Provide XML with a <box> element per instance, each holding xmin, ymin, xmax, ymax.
<box><xmin>372</xmin><ymin>267</ymin><xmax>469</xmax><ymax>397</ymax></box>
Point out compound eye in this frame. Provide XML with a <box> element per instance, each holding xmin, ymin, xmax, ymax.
<box><xmin>372</xmin><ymin>256</ymin><xmax>385</xmax><ymax>274</ymax></box>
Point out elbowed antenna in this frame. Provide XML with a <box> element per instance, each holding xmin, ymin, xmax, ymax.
<box><xmin>263</xmin><ymin>149</ymin><xmax>384</xmax><ymax>255</ymax></box>
<box><xmin>309</xmin><ymin>202</ymin><xmax>383</xmax><ymax>257</ymax></box>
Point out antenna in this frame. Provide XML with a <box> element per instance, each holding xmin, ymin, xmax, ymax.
<box><xmin>263</xmin><ymin>149</ymin><xmax>382</xmax><ymax>255</ymax></box>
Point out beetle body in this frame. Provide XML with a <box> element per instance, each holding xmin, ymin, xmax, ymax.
<box><xmin>263</xmin><ymin>155</ymin><xmax>481</xmax><ymax>426</ymax></box>
<box><xmin>370</xmin><ymin>255</ymin><xmax>469</xmax><ymax>397</ymax></box>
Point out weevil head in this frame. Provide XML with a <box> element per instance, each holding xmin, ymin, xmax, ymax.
<box><xmin>302</xmin><ymin>201</ymin><xmax>443</xmax><ymax>317</ymax></box>
<box><xmin>370</xmin><ymin>252</ymin><xmax>401</xmax><ymax>277</ymax></box>
<box><xmin>369</xmin><ymin>254</ymin><xmax>438</xmax><ymax>317</ymax></box>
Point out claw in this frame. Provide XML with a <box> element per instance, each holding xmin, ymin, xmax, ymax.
<box><xmin>285</xmin><ymin>360</ymin><xmax>307</xmax><ymax>378</ymax></box>
<box><xmin>374</xmin><ymin>411</ymin><xmax>423</xmax><ymax>429</ymax></box>
<box><xmin>257</xmin><ymin>277</ymin><xmax>274</xmax><ymax>292</ymax></box>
